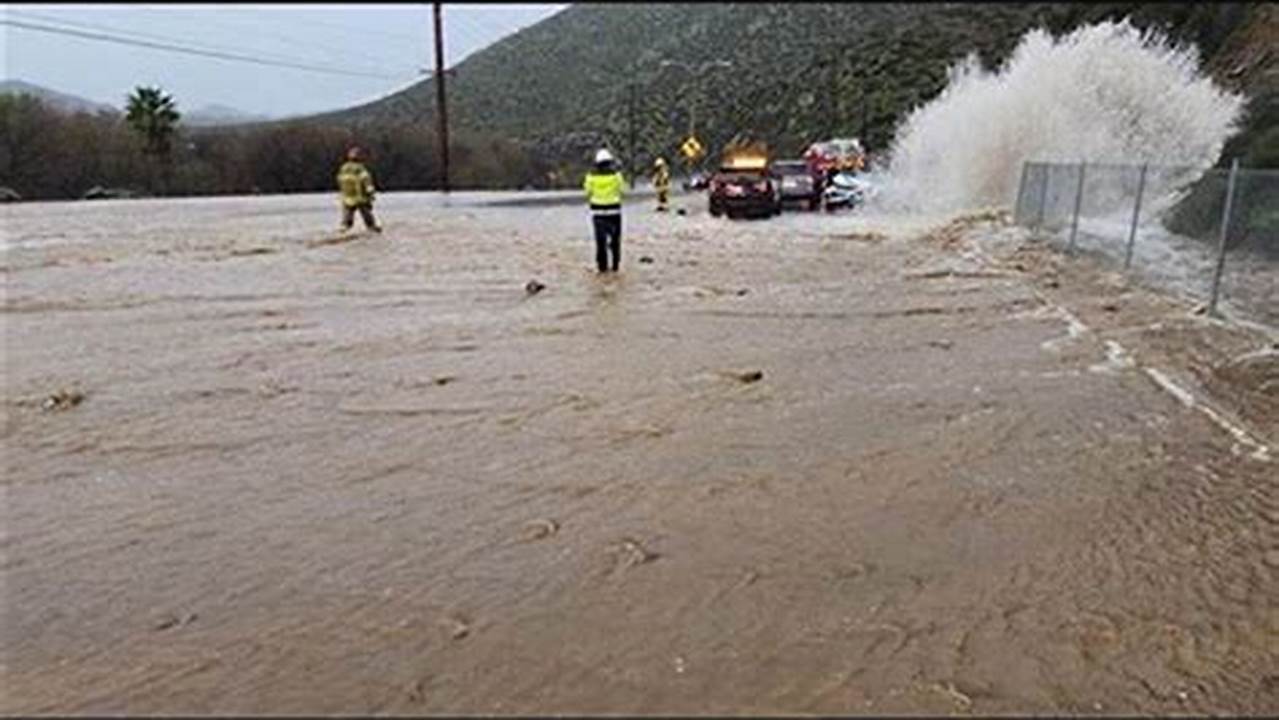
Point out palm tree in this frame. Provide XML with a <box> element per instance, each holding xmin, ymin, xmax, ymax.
<box><xmin>125</xmin><ymin>86</ymin><xmax>181</xmax><ymax>194</ymax></box>
<box><xmin>125</xmin><ymin>86</ymin><xmax>181</xmax><ymax>158</ymax></box>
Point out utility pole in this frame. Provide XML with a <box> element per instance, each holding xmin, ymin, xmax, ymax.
<box><xmin>433</xmin><ymin>2</ymin><xmax>450</xmax><ymax>193</ymax></box>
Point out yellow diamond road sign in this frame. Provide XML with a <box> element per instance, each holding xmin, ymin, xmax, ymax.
<box><xmin>680</xmin><ymin>136</ymin><xmax>705</xmax><ymax>159</ymax></box>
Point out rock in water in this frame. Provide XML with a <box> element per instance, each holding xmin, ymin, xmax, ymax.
<box><xmin>42</xmin><ymin>389</ymin><xmax>84</xmax><ymax>412</ymax></box>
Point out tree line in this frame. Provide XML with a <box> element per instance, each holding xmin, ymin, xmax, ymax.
<box><xmin>0</xmin><ymin>86</ymin><xmax>562</xmax><ymax>202</ymax></box>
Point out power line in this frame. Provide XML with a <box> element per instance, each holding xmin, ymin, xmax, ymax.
<box><xmin>7</xmin><ymin>8</ymin><xmax>421</xmax><ymax>79</ymax></box>
<box><xmin>1</xmin><ymin>18</ymin><xmax>415</xmax><ymax>81</ymax></box>
<box><xmin>3</xmin><ymin>8</ymin><xmax>404</xmax><ymax>76</ymax></box>
<box><xmin>227</xmin><ymin>5</ymin><xmax>429</xmax><ymax>47</ymax></box>
<box><xmin>125</xmin><ymin>5</ymin><xmax>426</xmax><ymax>75</ymax></box>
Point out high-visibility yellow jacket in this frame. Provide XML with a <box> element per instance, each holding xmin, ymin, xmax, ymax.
<box><xmin>653</xmin><ymin>165</ymin><xmax>671</xmax><ymax>190</ymax></box>
<box><xmin>337</xmin><ymin>161</ymin><xmax>376</xmax><ymax>207</ymax></box>
<box><xmin>583</xmin><ymin>169</ymin><xmax>625</xmax><ymax>215</ymax></box>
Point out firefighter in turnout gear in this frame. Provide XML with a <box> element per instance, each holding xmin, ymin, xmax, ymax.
<box><xmin>336</xmin><ymin>146</ymin><xmax>382</xmax><ymax>233</ymax></box>
<box><xmin>582</xmin><ymin>148</ymin><xmax>626</xmax><ymax>273</ymax></box>
<box><xmin>652</xmin><ymin>156</ymin><xmax>671</xmax><ymax>212</ymax></box>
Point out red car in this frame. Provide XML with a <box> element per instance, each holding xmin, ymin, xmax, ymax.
<box><xmin>803</xmin><ymin>138</ymin><xmax>866</xmax><ymax>178</ymax></box>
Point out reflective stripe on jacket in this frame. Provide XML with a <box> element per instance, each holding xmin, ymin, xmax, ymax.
<box><xmin>653</xmin><ymin>166</ymin><xmax>670</xmax><ymax>189</ymax></box>
<box><xmin>337</xmin><ymin>161</ymin><xmax>376</xmax><ymax>207</ymax></box>
<box><xmin>583</xmin><ymin>170</ymin><xmax>624</xmax><ymax>215</ymax></box>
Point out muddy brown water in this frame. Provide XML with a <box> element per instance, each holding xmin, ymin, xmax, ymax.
<box><xmin>2</xmin><ymin>192</ymin><xmax>1276</xmax><ymax>715</ymax></box>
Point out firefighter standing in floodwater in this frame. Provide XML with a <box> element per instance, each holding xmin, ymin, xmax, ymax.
<box><xmin>652</xmin><ymin>157</ymin><xmax>671</xmax><ymax>212</ymax></box>
<box><xmin>337</xmin><ymin>147</ymin><xmax>382</xmax><ymax>233</ymax></box>
<box><xmin>583</xmin><ymin>149</ymin><xmax>625</xmax><ymax>273</ymax></box>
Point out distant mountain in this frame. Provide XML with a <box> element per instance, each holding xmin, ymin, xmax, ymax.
<box><xmin>184</xmin><ymin>103</ymin><xmax>273</xmax><ymax>127</ymax></box>
<box><xmin>0</xmin><ymin>81</ymin><xmax>275</xmax><ymax>127</ymax></box>
<box><xmin>0</xmin><ymin>79</ymin><xmax>117</xmax><ymax>115</ymax></box>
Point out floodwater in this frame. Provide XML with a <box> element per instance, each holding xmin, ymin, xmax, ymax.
<box><xmin>2</xmin><ymin>191</ymin><xmax>1276</xmax><ymax>715</ymax></box>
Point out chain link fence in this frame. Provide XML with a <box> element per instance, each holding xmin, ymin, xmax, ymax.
<box><xmin>1013</xmin><ymin>160</ymin><xmax>1278</xmax><ymax>329</ymax></box>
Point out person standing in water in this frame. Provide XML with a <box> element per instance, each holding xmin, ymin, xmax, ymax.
<box><xmin>336</xmin><ymin>146</ymin><xmax>382</xmax><ymax>233</ymax></box>
<box><xmin>582</xmin><ymin>148</ymin><xmax>625</xmax><ymax>273</ymax></box>
<box><xmin>652</xmin><ymin>156</ymin><xmax>671</xmax><ymax>212</ymax></box>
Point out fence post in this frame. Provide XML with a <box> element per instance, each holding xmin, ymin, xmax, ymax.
<box><xmin>1067</xmin><ymin>160</ymin><xmax>1086</xmax><ymax>254</ymax></box>
<box><xmin>1123</xmin><ymin>163</ymin><xmax>1148</xmax><ymax>270</ymax></box>
<box><xmin>1034</xmin><ymin>163</ymin><xmax>1050</xmax><ymax>236</ymax></box>
<box><xmin>1013</xmin><ymin>162</ymin><xmax>1030</xmax><ymax>225</ymax></box>
<box><xmin>1208</xmin><ymin>158</ymin><xmax>1240</xmax><ymax>315</ymax></box>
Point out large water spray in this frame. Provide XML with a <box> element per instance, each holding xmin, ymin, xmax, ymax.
<box><xmin>872</xmin><ymin>20</ymin><xmax>1245</xmax><ymax>215</ymax></box>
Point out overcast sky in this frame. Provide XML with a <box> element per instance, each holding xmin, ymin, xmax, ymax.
<box><xmin>1</xmin><ymin>3</ymin><xmax>567</xmax><ymax>117</ymax></box>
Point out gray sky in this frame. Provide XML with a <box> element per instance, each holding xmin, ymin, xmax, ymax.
<box><xmin>1</xmin><ymin>3</ymin><xmax>567</xmax><ymax>118</ymax></box>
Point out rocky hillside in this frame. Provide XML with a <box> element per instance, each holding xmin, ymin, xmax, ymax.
<box><xmin>312</xmin><ymin>3</ymin><xmax>1269</xmax><ymax>181</ymax></box>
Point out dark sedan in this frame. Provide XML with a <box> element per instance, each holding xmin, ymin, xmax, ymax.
<box><xmin>708</xmin><ymin>168</ymin><xmax>782</xmax><ymax>219</ymax></box>
<box><xmin>772</xmin><ymin>160</ymin><xmax>822</xmax><ymax>211</ymax></box>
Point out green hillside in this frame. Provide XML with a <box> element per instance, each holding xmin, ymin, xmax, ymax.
<box><xmin>313</xmin><ymin>2</ymin><xmax>1269</xmax><ymax>182</ymax></box>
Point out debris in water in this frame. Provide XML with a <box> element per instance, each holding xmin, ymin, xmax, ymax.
<box><xmin>639</xmin><ymin>256</ymin><xmax>655</xmax><ymax>264</ymax></box>
<box><xmin>722</xmin><ymin>369</ymin><xmax>764</xmax><ymax>384</ymax></box>
<box><xmin>832</xmin><ymin>231</ymin><xmax>887</xmax><ymax>243</ymax></box>
<box><xmin>42</xmin><ymin>389</ymin><xmax>84</xmax><ymax>412</ymax></box>
<box><xmin>930</xmin><ymin>681</ymin><xmax>973</xmax><ymax>709</ymax></box>
<box><xmin>258</xmin><ymin>380</ymin><xmax>296</xmax><ymax>398</ymax></box>
<box><xmin>928</xmin><ymin>339</ymin><xmax>954</xmax><ymax>350</ymax></box>
<box><xmin>444</xmin><ymin>615</ymin><xmax>471</xmax><ymax>640</ymax></box>
<box><xmin>525</xmin><ymin>280</ymin><xmax>546</xmax><ymax>295</ymax></box>
<box><xmin>433</xmin><ymin>376</ymin><xmax>456</xmax><ymax>386</ymax></box>
<box><xmin>522</xmin><ymin>518</ymin><xmax>560</xmax><ymax>542</ymax></box>
<box><xmin>153</xmin><ymin>612</ymin><xmax>198</xmax><ymax>631</ymax></box>
<box><xmin>676</xmin><ymin>208</ymin><xmax>687</xmax><ymax>216</ymax></box>
<box><xmin>405</xmin><ymin>680</ymin><xmax>425</xmax><ymax>703</ymax></box>
<box><xmin>1101</xmin><ymin>301</ymin><xmax>1121</xmax><ymax>312</ymax></box>
<box><xmin>612</xmin><ymin>537</ymin><xmax>660</xmax><ymax>567</ymax></box>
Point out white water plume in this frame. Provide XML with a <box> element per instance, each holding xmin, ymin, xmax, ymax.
<box><xmin>872</xmin><ymin>20</ymin><xmax>1245</xmax><ymax>215</ymax></box>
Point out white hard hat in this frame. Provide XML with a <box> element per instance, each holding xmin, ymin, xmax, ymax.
<box><xmin>595</xmin><ymin>148</ymin><xmax>615</xmax><ymax>164</ymax></box>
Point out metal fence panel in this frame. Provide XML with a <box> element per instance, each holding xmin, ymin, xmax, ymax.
<box><xmin>1218</xmin><ymin>169</ymin><xmax>1279</xmax><ymax>327</ymax></box>
<box><xmin>1011</xmin><ymin>160</ymin><xmax>1278</xmax><ymax>328</ymax></box>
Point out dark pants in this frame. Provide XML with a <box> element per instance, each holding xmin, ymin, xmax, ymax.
<box><xmin>592</xmin><ymin>214</ymin><xmax>622</xmax><ymax>272</ymax></box>
<box><xmin>341</xmin><ymin>203</ymin><xmax>380</xmax><ymax>231</ymax></box>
